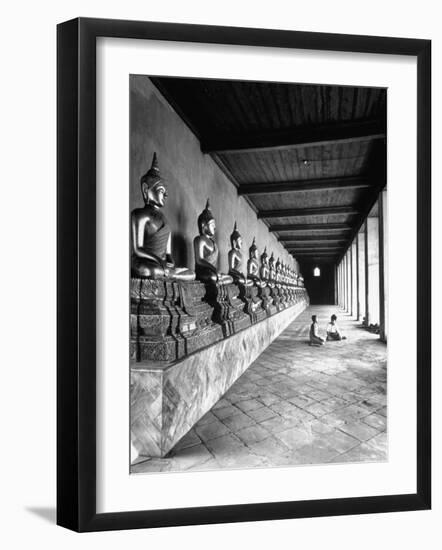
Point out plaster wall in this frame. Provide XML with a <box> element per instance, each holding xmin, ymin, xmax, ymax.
<box><xmin>130</xmin><ymin>75</ymin><xmax>298</xmax><ymax>274</ymax></box>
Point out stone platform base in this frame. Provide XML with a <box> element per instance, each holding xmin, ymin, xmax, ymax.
<box><xmin>131</xmin><ymin>299</ymin><xmax>308</xmax><ymax>458</ymax></box>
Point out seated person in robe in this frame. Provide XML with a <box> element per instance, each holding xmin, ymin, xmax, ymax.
<box><xmin>309</xmin><ymin>315</ymin><xmax>325</xmax><ymax>346</ymax></box>
<box><xmin>326</xmin><ymin>314</ymin><xmax>347</xmax><ymax>341</ymax></box>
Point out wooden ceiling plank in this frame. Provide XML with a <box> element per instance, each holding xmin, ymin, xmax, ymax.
<box><xmin>269</xmin><ymin>222</ymin><xmax>350</xmax><ymax>232</ymax></box>
<box><xmin>238</xmin><ymin>175</ymin><xmax>373</xmax><ymax>195</ymax></box>
<box><xmin>258</xmin><ymin>205</ymin><xmax>357</xmax><ymax>219</ymax></box>
<box><xmin>279</xmin><ymin>234</ymin><xmax>347</xmax><ymax>241</ymax></box>
<box><xmin>201</xmin><ymin>119</ymin><xmax>385</xmax><ymax>154</ymax></box>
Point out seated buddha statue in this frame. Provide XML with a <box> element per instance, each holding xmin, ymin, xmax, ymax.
<box><xmin>247</xmin><ymin>238</ymin><xmax>266</xmax><ymax>287</ymax></box>
<box><xmin>269</xmin><ymin>253</ymin><xmax>277</xmax><ymax>283</ymax></box>
<box><xmin>131</xmin><ymin>153</ymin><xmax>195</xmax><ymax>281</ymax></box>
<box><xmin>260</xmin><ymin>248</ymin><xmax>271</xmax><ymax>284</ymax></box>
<box><xmin>275</xmin><ymin>258</ymin><xmax>282</xmax><ymax>285</ymax></box>
<box><xmin>194</xmin><ymin>200</ymin><xmax>233</xmax><ymax>285</ymax></box>
<box><xmin>228</xmin><ymin>223</ymin><xmax>253</xmax><ymax>286</ymax></box>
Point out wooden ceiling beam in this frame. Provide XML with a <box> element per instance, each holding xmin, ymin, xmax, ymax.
<box><xmin>292</xmin><ymin>252</ymin><xmax>340</xmax><ymax>256</ymax></box>
<box><xmin>258</xmin><ymin>206</ymin><xmax>357</xmax><ymax>219</ymax></box>
<box><xmin>286</xmin><ymin>240</ymin><xmax>345</xmax><ymax>246</ymax></box>
<box><xmin>270</xmin><ymin>222</ymin><xmax>351</xmax><ymax>232</ymax></box>
<box><xmin>201</xmin><ymin>119</ymin><xmax>385</xmax><ymax>154</ymax></box>
<box><xmin>288</xmin><ymin>246</ymin><xmax>343</xmax><ymax>253</ymax></box>
<box><xmin>238</xmin><ymin>176</ymin><xmax>372</xmax><ymax>195</ymax></box>
<box><xmin>279</xmin><ymin>234</ymin><xmax>349</xmax><ymax>242</ymax></box>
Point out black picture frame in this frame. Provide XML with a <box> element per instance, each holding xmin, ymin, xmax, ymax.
<box><xmin>57</xmin><ymin>17</ymin><xmax>431</xmax><ymax>532</ymax></box>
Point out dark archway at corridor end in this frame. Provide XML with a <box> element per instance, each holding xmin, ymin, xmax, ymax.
<box><xmin>300</xmin><ymin>261</ymin><xmax>335</xmax><ymax>305</ymax></box>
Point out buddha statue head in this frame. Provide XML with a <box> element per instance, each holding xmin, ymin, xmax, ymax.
<box><xmin>140</xmin><ymin>152</ymin><xmax>168</xmax><ymax>208</ymax></box>
<box><xmin>269</xmin><ymin>252</ymin><xmax>275</xmax><ymax>269</ymax></box>
<box><xmin>197</xmin><ymin>199</ymin><xmax>216</xmax><ymax>238</ymax></box>
<box><xmin>249</xmin><ymin>237</ymin><xmax>258</xmax><ymax>260</ymax></box>
<box><xmin>230</xmin><ymin>222</ymin><xmax>242</xmax><ymax>250</ymax></box>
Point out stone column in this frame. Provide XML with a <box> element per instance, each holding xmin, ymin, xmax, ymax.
<box><xmin>366</xmin><ymin>210</ymin><xmax>380</xmax><ymax>326</ymax></box>
<box><xmin>343</xmin><ymin>255</ymin><xmax>347</xmax><ymax>312</ymax></box>
<box><xmin>351</xmin><ymin>239</ymin><xmax>357</xmax><ymax>319</ymax></box>
<box><xmin>339</xmin><ymin>261</ymin><xmax>343</xmax><ymax>308</ymax></box>
<box><xmin>346</xmin><ymin>249</ymin><xmax>352</xmax><ymax>315</ymax></box>
<box><xmin>357</xmin><ymin>225</ymin><xmax>366</xmax><ymax>323</ymax></box>
<box><xmin>379</xmin><ymin>188</ymin><xmax>388</xmax><ymax>341</ymax></box>
<box><xmin>334</xmin><ymin>265</ymin><xmax>338</xmax><ymax>305</ymax></box>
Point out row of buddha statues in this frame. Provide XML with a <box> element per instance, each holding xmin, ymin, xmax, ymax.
<box><xmin>131</xmin><ymin>153</ymin><xmax>304</xmax><ymax>288</ymax></box>
<box><xmin>130</xmin><ymin>153</ymin><xmax>308</xmax><ymax>363</ymax></box>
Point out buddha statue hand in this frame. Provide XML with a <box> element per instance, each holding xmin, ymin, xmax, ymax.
<box><xmin>165</xmin><ymin>253</ymin><xmax>175</xmax><ymax>267</ymax></box>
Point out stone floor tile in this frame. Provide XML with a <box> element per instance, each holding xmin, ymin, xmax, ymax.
<box><xmin>330</xmin><ymin>442</ymin><xmax>387</xmax><ymax>464</ymax></box>
<box><xmin>167</xmin><ymin>444</ymin><xmax>215</xmax><ymax>471</ymax></box>
<box><xmin>365</xmin><ymin>431</ymin><xmax>388</xmax><ymax>453</ymax></box>
<box><xmin>362</xmin><ymin>412</ymin><xmax>387</xmax><ymax>431</ymax></box>
<box><xmin>221</xmin><ymin>411</ymin><xmax>256</xmax><ymax>432</ymax></box>
<box><xmin>131</xmin><ymin>458</ymin><xmax>171</xmax><ymax>474</ymax></box>
<box><xmin>274</xmin><ymin>426</ymin><xmax>315</xmax><ymax>449</ymax></box>
<box><xmin>288</xmin><ymin>394</ymin><xmax>318</xmax><ymax>409</ymax></box>
<box><xmin>197</xmin><ymin>411</ymin><xmax>218</xmax><ymax>426</ymax></box>
<box><xmin>173</xmin><ymin>429</ymin><xmax>201</xmax><ymax>452</ymax></box>
<box><xmin>259</xmin><ymin>414</ymin><xmax>301</xmax><ymax>433</ymax></box>
<box><xmin>319</xmin><ymin>396</ymin><xmax>349</xmax><ymax>411</ymax></box>
<box><xmin>287</xmin><ymin>442</ymin><xmax>340</xmax><ymax>465</ymax></box>
<box><xmin>338</xmin><ymin>422</ymin><xmax>380</xmax><ymax>442</ymax></box>
<box><xmin>256</xmin><ymin>392</ymin><xmax>281</xmax><ymax>406</ymax></box>
<box><xmin>304</xmin><ymin>401</ymin><xmax>337</xmax><ymax>418</ymax></box>
<box><xmin>194</xmin><ymin>418</ymin><xmax>231</xmax><ymax>442</ymax></box>
<box><xmin>235</xmin><ymin>398</ymin><xmax>264</xmax><ymax>413</ymax></box>
<box><xmin>246</xmin><ymin>406</ymin><xmax>278</xmax><ymax>423</ymax></box>
<box><xmin>212</xmin><ymin>403</ymin><xmax>241</xmax><ymax>420</ymax></box>
<box><xmin>269</xmin><ymin>400</ymin><xmax>301</xmax><ymax>417</ymax></box>
<box><xmin>326</xmin><ymin>429</ymin><xmax>361</xmax><ymax>454</ymax></box>
<box><xmin>303</xmin><ymin>389</ymin><xmax>331</xmax><ymax>401</ymax></box>
<box><xmin>235</xmin><ymin>424</ymin><xmax>270</xmax><ymax>446</ymax></box>
<box><xmin>248</xmin><ymin>436</ymin><xmax>293</xmax><ymax>462</ymax></box>
<box><xmin>212</xmin><ymin>398</ymin><xmax>232</xmax><ymax>410</ymax></box>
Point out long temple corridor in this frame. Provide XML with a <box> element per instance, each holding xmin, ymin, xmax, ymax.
<box><xmin>132</xmin><ymin>305</ymin><xmax>387</xmax><ymax>474</ymax></box>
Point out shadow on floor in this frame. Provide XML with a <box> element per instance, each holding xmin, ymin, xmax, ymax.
<box><xmin>26</xmin><ymin>506</ymin><xmax>56</xmax><ymax>524</ymax></box>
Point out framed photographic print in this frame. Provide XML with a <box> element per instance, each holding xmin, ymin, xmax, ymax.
<box><xmin>57</xmin><ymin>17</ymin><xmax>431</xmax><ymax>532</ymax></box>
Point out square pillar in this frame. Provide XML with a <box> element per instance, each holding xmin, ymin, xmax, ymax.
<box><xmin>351</xmin><ymin>240</ymin><xmax>357</xmax><ymax>319</ymax></box>
<box><xmin>357</xmin><ymin>226</ymin><xmax>366</xmax><ymax>323</ymax></box>
<box><xmin>346</xmin><ymin>249</ymin><xmax>352</xmax><ymax>314</ymax></box>
<box><xmin>379</xmin><ymin>189</ymin><xmax>388</xmax><ymax>341</ymax></box>
<box><xmin>366</xmin><ymin>214</ymin><xmax>380</xmax><ymax>326</ymax></box>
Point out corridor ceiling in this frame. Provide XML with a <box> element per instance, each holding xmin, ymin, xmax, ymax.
<box><xmin>151</xmin><ymin>77</ymin><xmax>387</xmax><ymax>266</ymax></box>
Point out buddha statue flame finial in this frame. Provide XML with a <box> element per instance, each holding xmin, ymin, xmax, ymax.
<box><xmin>230</xmin><ymin>221</ymin><xmax>241</xmax><ymax>247</ymax></box>
<box><xmin>141</xmin><ymin>152</ymin><xmax>162</xmax><ymax>190</ymax></box>
<box><xmin>197</xmin><ymin>199</ymin><xmax>214</xmax><ymax>234</ymax></box>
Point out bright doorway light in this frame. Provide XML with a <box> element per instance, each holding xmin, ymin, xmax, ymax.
<box><xmin>313</xmin><ymin>266</ymin><xmax>321</xmax><ymax>277</ymax></box>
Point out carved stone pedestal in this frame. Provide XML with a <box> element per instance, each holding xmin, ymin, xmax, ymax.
<box><xmin>204</xmin><ymin>282</ymin><xmax>251</xmax><ymax>337</ymax></box>
<box><xmin>270</xmin><ymin>285</ymin><xmax>283</xmax><ymax>311</ymax></box>
<box><xmin>277</xmin><ymin>285</ymin><xmax>289</xmax><ymax>309</ymax></box>
<box><xmin>130</xmin><ymin>278</ymin><xmax>223</xmax><ymax>362</ymax></box>
<box><xmin>238</xmin><ymin>283</ymin><xmax>267</xmax><ymax>324</ymax></box>
<box><xmin>258</xmin><ymin>284</ymin><xmax>277</xmax><ymax>316</ymax></box>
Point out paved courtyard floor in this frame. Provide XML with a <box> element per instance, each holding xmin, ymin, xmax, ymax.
<box><xmin>132</xmin><ymin>305</ymin><xmax>387</xmax><ymax>474</ymax></box>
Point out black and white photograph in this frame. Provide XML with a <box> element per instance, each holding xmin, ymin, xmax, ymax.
<box><xmin>129</xmin><ymin>76</ymin><xmax>388</xmax><ymax>474</ymax></box>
